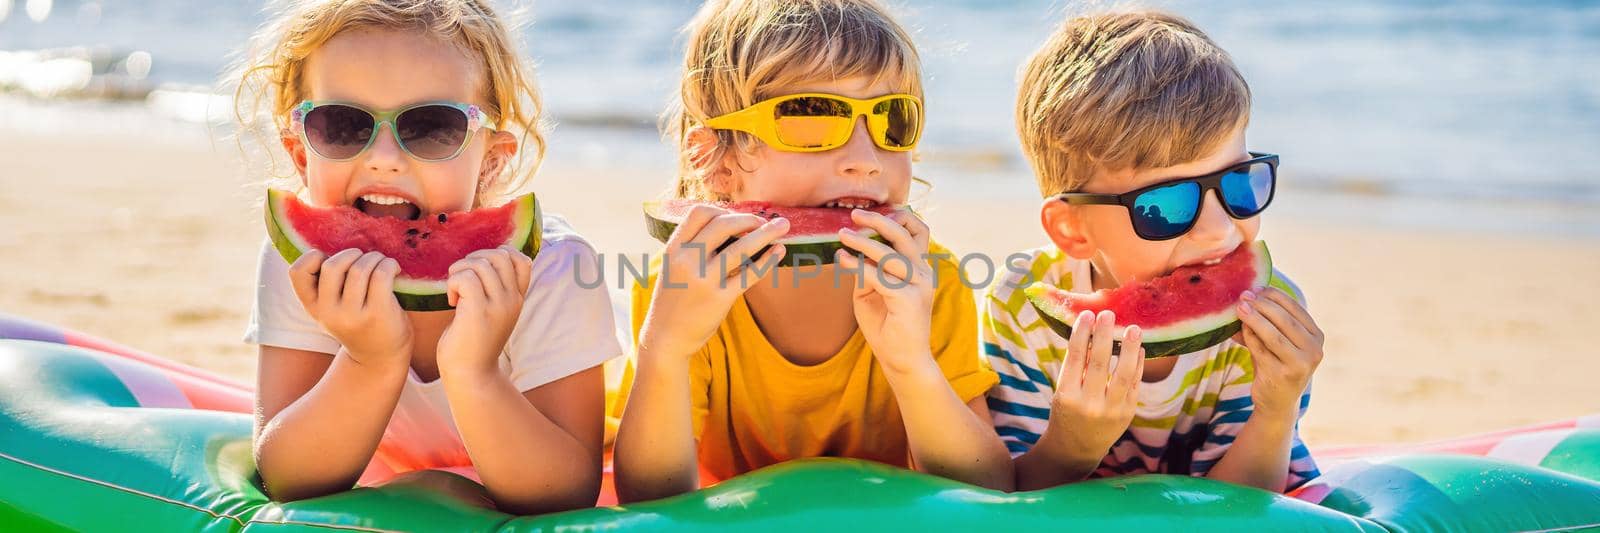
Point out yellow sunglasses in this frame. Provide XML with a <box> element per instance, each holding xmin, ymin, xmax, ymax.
<box><xmin>703</xmin><ymin>93</ymin><xmax>923</xmax><ymax>152</ymax></box>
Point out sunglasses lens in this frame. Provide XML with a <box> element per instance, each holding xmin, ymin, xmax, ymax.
<box><xmin>1131</xmin><ymin>181</ymin><xmax>1201</xmax><ymax>240</ymax></box>
<box><xmin>1221</xmin><ymin>161</ymin><xmax>1275</xmax><ymax>217</ymax></box>
<box><xmin>773</xmin><ymin>97</ymin><xmax>853</xmax><ymax>149</ymax></box>
<box><xmin>303</xmin><ymin>104</ymin><xmax>374</xmax><ymax>160</ymax></box>
<box><xmin>396</xmin><ymin>105</ymin><xmax>470</xmax><ymax>160</ymax></box>
<box><xmin>870</xmin><ymin>97</ymin><xmax>921</xmax><ymax>149</ymax></box>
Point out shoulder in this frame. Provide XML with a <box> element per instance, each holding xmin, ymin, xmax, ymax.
<box><xmin>532</xmin><ymin>213</ymin><xmax>599</xmax><ymax>264</ymax></box>
<box><xmin>524</xmin><ymin>212</ymin><xmax>609</xmax><ymax>286</ymax></box>
<box><xmin>1268</xmin><ymin>268</ymin><xmax>1307</xmax><ymax>307</ymax></box>
<box><xmin>985</xmin><ymin>245</ymin><xmax>1077</xmax><ymax>320</ymax></box>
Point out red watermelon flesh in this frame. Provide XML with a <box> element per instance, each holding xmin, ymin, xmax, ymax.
<box><xmin>643</xmin><ymin>200</ymin><xmax>907</xmax><ymax>266</ymax></box>
<box><xmin>281</xmin><ymin>196</ymin><xmax>515</xmax><ymax>280</ymax></box>
<box><xmin>1024</xmin><ymin>241</ymin><xmax>1275</xmax><ymax>357</ymax></box>
<box><xmin>265</xmin><ymin>189</ymin><xmax>541</xmax><ymax>311</ymax></box>
<box><xmin>645</xmin><ymin>200</ymin><xmax>901</xmax><ymax>244</ymax></box>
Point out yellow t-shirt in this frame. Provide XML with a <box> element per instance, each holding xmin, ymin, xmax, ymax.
<box><xmin>610</xmin><ymin>242</ymin><xmax>998</xmax><ymax>481</ymax></box>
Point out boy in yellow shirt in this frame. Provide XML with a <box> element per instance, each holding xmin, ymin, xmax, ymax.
<box><xmin>610</xmin><ymin>0</ymin><xmax>1010</xmax><ymax>502</ymax></box>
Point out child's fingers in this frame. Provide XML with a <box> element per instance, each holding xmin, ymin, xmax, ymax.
<box><xmin>1112</xmin><ymin>325</ymin><xmax>1143</xmax><ymax>392</ymax></box>
<box><xmin>447</xmin><ymin>268</ymin><xmax>484</xmax><ymax>309</ymax></box>
<box><xmin>1083</xmin><ymin>310</ymin><xmax>1117</xmax><ymax>393</ymax></box>
<box><xmin>852</xmin><ymin>209</ymin><xmax>923</xmax><ymax>265</ymax></box>
<box><xmin>838</xmin><ymin>229</ymin><xmax>915</xmax><ymax>282</ymax></box>
<box><xmin>366</xmin><ymin>258</ymin><xmax>401</xmax><ymax>310</ymax></box>
<box><xmin>317</xmin><ymin>249</ymin><xmax>364</xmax><ymax>308</ymax></box>
<box><xmin>502</xmin><ymin>246</ymin><xmax>533</xmax><ymax>294</ymax></box>
<box><xmin>341</xmin><ymin>252</ymin><xmax>385</xmax><ymax>309</ymax></box>
<box><xmin>834</xmin><ymin>249</ymin><xmax>883</xmax><ymax>295</ymax></box>
<box><xmin>1058</xmin><ymin>310</ymin><xmax>1095</xmax><ymax>390</ymax></box>
<box><xmin>687</xmin><ymin>214</ymin><xmax>767</xmax><ymax>254</ymax></box>
<box><xmin>459</xmin><ymin>258</ymin><xmax>506</xmax><ymax>303</ymax></box>
<box><xmin>667</xmin><ymin>205</ymin><xmax>729</xmax><ymax>248</ymax></box>
<box><xmin>1126</xmin><ymin>351</ymin><xmax>1146</xmax><ymax>404</ymax></box>
<box><xmin>715</xmin><ymin>218</ymin><xmax>789</xmax><ymax>278</ymax></box>
<box><xmin>1238</xmin><ymin>314</ymin><xmax>1283</xmax><ymax>366</ymax></box>
<box><xmin>1261</xmin><ymin>288</ymin><xmax>1322</xmax><ymax>339</ymax></box>
<box><xmin>888</xmin><ymin>210</ymin><xmax>932</xmax><ymax>257</ymax></box>
<box><xmin>472</xmin><ymin>249</ymin><xmax>519</xmax><ymax>297</ymax></box>
<box><xmin>1242</xmin><ymin>292</ymin><xmax>1314</xmax><ymax>352</ymax></box>
<box><xmin>287</xmin><ymin>250</ymin><xmax>327</xmax><ymax>309</ymax></box>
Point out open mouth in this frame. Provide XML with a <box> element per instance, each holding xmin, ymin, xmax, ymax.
<box><xmin>1162</xmin><ymin>247</ymin><xmax>1239</xmax><ymax>276</ymax></box>
<box><xmin>818</xmin><ymin>197</ymin><xmax>883</xmax><ymax>210</ymax></box>
<box><xmin>355</xmin><ymin>194</ymin><xmax>422</xmax><ymax>221</ymax></box>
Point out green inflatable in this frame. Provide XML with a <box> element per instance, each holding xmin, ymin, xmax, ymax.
<box><xmin>3</xmin><ymin>313</ymin><xmax>1599</xmax><ymax>531</ymax></box>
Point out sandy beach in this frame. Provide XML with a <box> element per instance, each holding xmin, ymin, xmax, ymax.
<box><xmin>2</xmin><ymin>116</ymin><xmax>1597</xmax><ymax>448</ymax></box>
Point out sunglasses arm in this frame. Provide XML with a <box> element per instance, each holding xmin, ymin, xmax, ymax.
<box><xmin>1053</xmin><ymin>193</ymin><xmax>1122</xmax><ymax>206</ymax></box>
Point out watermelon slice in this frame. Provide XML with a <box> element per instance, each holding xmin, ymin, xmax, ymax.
<box><xmin>642</xmin><ymin>200</ymin><xmax>906</xmax><ymax>266</ymax></box>
<box><xmin>1024</xmin><ymin>241</ymin><xmax>1289</xmax><ymax>358</ymax></box>
<box><xmin>264</xmin><ymin>189</ymin><xmax>542</xmax><ymax>311</ymax></box>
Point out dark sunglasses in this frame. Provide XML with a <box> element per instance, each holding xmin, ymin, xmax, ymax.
<box><xmin>290</xmin><ymin>100</ymin><xmax>495</xmax><ymax>162</ymax></box>
<box><xmin>1053</xmin><ymin>152</ymin><xmax>1278</xmax><ymax>241</ymax></box>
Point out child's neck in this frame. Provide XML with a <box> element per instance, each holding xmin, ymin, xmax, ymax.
<box><xmin>403</xmin><ymin>310</ymin><xmax>453</xmax><ymax>383</ymax></box>
<box><xmin>743</xmin><ymin>265</ymin><xmax>858</xmax><ymax>366</ymax></box>
<box><xmin>1088</xmin><ymin>255</ymin><xmax>1177</xmax><ymax>383</ymax></box>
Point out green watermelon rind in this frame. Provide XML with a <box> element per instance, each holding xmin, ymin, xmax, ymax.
<box><xmin>642</xmin><ymin>201</ymin><xmax>896</xmax><ymax>267</ymax></box>
<box><xmin>1024</xmin><ymin>242</ymin><xmax>1290</xmax><ymax>358</ymax></box>
<box><xmin>265</xmin><ymin>189</ymin><xmax>542</xmax><ymax>312</ymax></box>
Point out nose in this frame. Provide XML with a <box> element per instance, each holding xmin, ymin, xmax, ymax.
<box><xmin>363</xmin><ymin>122</ymin><xmax>406</xmax><ymax>174</ymax></box>
<box><xmin>1186</xmin><ymin>189</ymin><xmax>1238</xmax><ymax>244</ymax></box>
<box><xmin>835</xmin><ymin>116</ymin><xmax>882</xmax><ymax>179</ymax></box>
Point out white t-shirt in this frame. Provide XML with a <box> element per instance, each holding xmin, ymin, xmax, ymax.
<box><xmin>243</xmin><ymin>213</ymin><xmax>623</xmax><ymax>471</ymax></box>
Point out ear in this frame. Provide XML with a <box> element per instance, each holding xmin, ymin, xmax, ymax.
<box><xmin>478</xmin><ymin>129</ymin><xmax>520</xmax><ymax>188</ymax></box>
<box><xmin>686</xmin><ymin>126</ymin><xmax>737</xmax><ymax>197</ymax></box>
<box><xmin>1040</xmin><ymin>197</ymin><xmax>1096</xmax><ymax>260</ymax></box>
<box><xmin>279</xmin><ymin>129</ymin><xmax>309</xmax><ymax>187</ymax></box>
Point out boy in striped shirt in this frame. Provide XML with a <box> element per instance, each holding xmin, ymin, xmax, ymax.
<box><xmin>988</xmin><ymin>10</ymin><xmax>1324</xmax><ymax>492</ymax></box>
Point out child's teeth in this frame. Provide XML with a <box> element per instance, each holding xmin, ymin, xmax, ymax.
<box><xmin>361</xmin><ymin>194</ymin><xmax>409</xmax><ymax>205</ymax></box>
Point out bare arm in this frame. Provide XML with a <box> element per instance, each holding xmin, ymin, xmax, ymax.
<box><xmin>611</xmin><ymin>348</ymin><xmax>701</xmax><ymax>503</ymax></box>
<box><xmin>886</xmin><ymin>363</ymin><xmax>1014</xmax><ymax>491</ymax></box>
<box><xmin>1010</xmin><ymin>312</ymin><xmax>1145</xmax><ymax>492</ymax></box>
<box><xmin>614</xmin><ymin>207</ymin><xmax>789</xmax><ymax>503</ymax></box>
<box><xmin>255</xmin><ymin>249</ymin><xmax>414</xmax><ymax>502</ymax></box>
<box><xmin>253</xmin><ymin>344</ymin><xmax>409</xmax><ymax>501</ymax></box>
<box><xmin>444</xmin><ymin>365</ymin><xmax>606</xmax><ymax>514</ymax></box>
<box><xmin>1202</xmin><ymin>409</ymin><xmax>1294</xmax><ymax>492</ymax></box>
<box><xmin>1206</xmin><ymin>287</ymin><xmax>1324</xmax><ymax>492</ymax></box>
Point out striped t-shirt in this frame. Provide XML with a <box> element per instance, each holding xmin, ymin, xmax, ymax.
<box><xmin>982</xmin><ymin>246</ymin><xmax>1319</xmax><ymax>488</ymax></box>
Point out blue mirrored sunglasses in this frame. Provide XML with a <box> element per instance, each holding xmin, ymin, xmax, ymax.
<box><xmin>1053</xmin><ymin>152</ymin><xmax>1278</xmax><ymax>241</ymax></box>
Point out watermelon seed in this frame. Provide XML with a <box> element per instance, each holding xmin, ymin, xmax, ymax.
<box><xmin>437</xmin><ymin>213</ymin><xmax>448</xmax><ymax>223</ymax></box>
<box><xmin>405</xmin><ymin>228</ymin><xmax>420</xmax><ymax>236</ymax></box>
<box><xmin>420</xmin><ymin>232</ymin><xmax>429</xmax><ymax>239</ymax></box>
<box><xmin>1189</xmin><ymin>275</ymin><xmax>1203</xmax><ymax>284</ymax></box>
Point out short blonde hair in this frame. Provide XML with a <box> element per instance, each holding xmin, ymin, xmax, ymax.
<box><xmin>231</xmin><ymin>0</ymin><xmax>546</xmax><ymax>205</ymax></box>
<box><xmin>666</xmin><ymin>0</ymin><xmax>923</xmax><ymax>200</ymax></box>
<box><xmin>1016</xmin><ymin>10</ymin><xmax>1250</xmax><ymax>196</ymax></box>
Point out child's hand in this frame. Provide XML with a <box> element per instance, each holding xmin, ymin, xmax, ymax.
<box><xmin>835</xmin><ymin>209</ymin><xmax>935</xmax><ymax>374</ymax></box>
<box><xmin>437</xmin><ymin>246</ymin><xmax>533</xmax><ymax>378</ymax></box>
<box><xmin>288</xmin><ymin>249</ymin><xmax>412</xmax><ymax>365</ymax></box>
<box><xmin>1045</xmin><ymin>311</ymin><xmax>1144</xmax><ymax>460</ymax></box>
<box><xmin>636</xmin><ymin>205</ymin><xmax>789</xmax><ymax>361</ymax></box>
<box><xmin>1234</xmin><ymin>287</ymin><xmax>1325</xmax><ymax>417</ymax></box>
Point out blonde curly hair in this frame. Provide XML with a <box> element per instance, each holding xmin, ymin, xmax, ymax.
<box><xmin>230</xmin><ymin>0</ymin><xmax>546</xmax><ymax>206</ymax></box>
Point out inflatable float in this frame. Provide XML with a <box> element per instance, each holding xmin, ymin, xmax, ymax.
<box><xmin>2</xmin><ymin>312</ymin><xmax>1598</xmax><ymax>531</ymax></box>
